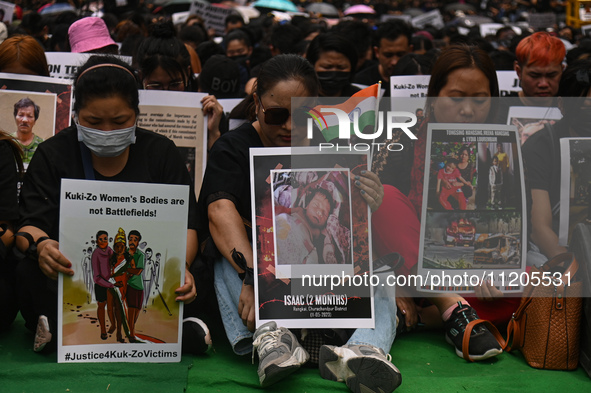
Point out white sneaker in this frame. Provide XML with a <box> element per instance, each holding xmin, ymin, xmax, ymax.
<box><xmin>252</xmin><ymin>321</ymin><xmax>309</xmax><ymax>387</ymax></box>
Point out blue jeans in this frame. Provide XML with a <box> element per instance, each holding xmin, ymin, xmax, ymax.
<box><xmin>346</xmin><ymin>271</ymin><xmax>398</xmax><ymax>354</ymax></box>
<box><xmin>214</xmin><ymin>256</ymin><xmax>253</xmax><ymax>355</ymax></box>
<box><xmin>214</xmin><ymin>257</ymin><xmax>398</xmax><ymax>355</ymax></box>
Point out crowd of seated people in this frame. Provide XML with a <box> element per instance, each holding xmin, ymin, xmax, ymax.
<box><xmin>0</xmin><ymin>3</ymin><xmax>589</xmax><ymax>392</ymax></box>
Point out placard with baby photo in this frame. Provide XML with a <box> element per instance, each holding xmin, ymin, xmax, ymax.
<box><xmin>250</xmin><ymin>147</ymin><xmax>374</xmax><ymax>329</ymax></box>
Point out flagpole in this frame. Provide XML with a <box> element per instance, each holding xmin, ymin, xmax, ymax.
<box><xmin>370</xmin><ymin>81</ymin><xmax>382</xmax><ymax>168</ymax></box>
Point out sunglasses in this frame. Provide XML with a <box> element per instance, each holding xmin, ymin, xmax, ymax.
<box><xmin>258</xmin><ymin>96</ymin><xmax>290</xmax><ymax>125</ymax></box>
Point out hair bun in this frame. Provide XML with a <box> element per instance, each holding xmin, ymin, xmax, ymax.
<box><xmin>149</xmin><ymin>22</ymin><xmax>176</xmax><ymax>39</ymax></box>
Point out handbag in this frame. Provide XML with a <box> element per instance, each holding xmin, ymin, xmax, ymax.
<box><xmin>503</xmin><ymin>252</ymin><xmax>583</xmax><ymax>370</ymax></box>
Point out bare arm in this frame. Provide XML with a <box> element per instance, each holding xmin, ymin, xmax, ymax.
<box><xmin>0</xmin><ymin>220</ymin><xmax>14</xmax><ymax>249</ymax></box>
<box><xmin>175</xmin><ymin>228</ymin><xmax>198</xmax><ymax>303</ymax></box>
<box><xmin>530</xmin><ymin>189</ymin><xmax>567</xmax><ymax>259</ymax></box>
<box><xmin>208</xmin><ymin>199</ymin><xmax>253</xmax><ymax>270</ymax></box>
<box><xmin>458</xmin><ymin>175</ymin><xmax>472</xmax><ymax>188</ymax></box>
<box><xmin>201</xmin><ymin>95</ymin><xmax>224</xmax><ymax>150</ymax></box>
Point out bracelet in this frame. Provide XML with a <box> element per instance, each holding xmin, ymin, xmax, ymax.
<box><xmin>15</xmin><ymin>232</ymin><xmax>34</xmax><ymax>248</ymax></box>
<box><xmin>14</xmin><ymin>232</ymin><xmax>50</xmax><ymax>259</ymax></box>
<box><xmin>240</xmin><ymin>268</ymin><xmax>255</xmax><ymax>287</ymax></box>
<box><xmin>36</xmin><ymin>236</ymin><xmax>51</xmax><ymax>247</ymax></box>
<box><xmin>231</xmin><ymin>248</ymin><xmax>255</xmax><ymax>286</ymax></box>
<box><xmin>30</xmin><ymin>236</ymin><xmax>50</xmax><ymax>258</ymax></box>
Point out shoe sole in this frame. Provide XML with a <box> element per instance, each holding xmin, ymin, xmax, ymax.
<box><xmin>34</xmin><ymin>316</ymin><xmax>52</xmax><ymax>352</ymax></box>
<box><xmin>445</xmin><ymin>334</ymin><xmax>502</xmax><ymax>361</ymax></box>
<box><xmin>319</xmin><ymin>346</ymin><xmax>402</xmax><ymax>393</ymax></box>
<box><xmin>259</xmin><ymin>346</ymin><xmax>308</xmax><ymax>387</ymax></box>
<box><xmin>183</xmin><ymin>317</ymin><xmax>213</xmax><ymax>354</ymax></box>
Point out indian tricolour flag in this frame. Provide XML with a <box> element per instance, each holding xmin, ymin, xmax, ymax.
<box><xmin>307</xmin><ymin>84</ymin><xmax>380</xmax><ymax>142</ymax></box>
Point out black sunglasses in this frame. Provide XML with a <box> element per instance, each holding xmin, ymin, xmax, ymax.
<box><xmin>258</xmin><ymin>96</ymin><xmax>290</xmax><ymax>125</ymax></box>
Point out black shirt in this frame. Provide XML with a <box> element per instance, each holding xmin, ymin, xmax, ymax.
<box><xmin>19</xmin><ymin>126</ymin><xmax>198</xmax><ymax>240</ymax></box>
<box><xmin>0</xmin><ymin>140</ymin><xmax>19</xmax><ymax>222</ymax></box>
<box><xmin>353</xmin><ymin>63</ymin><xmax>391</xmax><ymax>97</ymax></box>
<box><xmin>521</xmin><ymin>121</ymin><xmax>568</xmax><ymax>234</ymax></box>
<box><xmin>197</xmin><ymin>123</ymin><xmax>263</xmax><ymax>245</ymax></box>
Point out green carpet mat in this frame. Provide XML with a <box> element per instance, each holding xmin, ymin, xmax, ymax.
<box><xmin>2</xmin><ymin>313</ymin><xmax>589</xmax><ymax>392</ymax></box>
<box><xmin>186</xmin><ymin>318</ymin><xmax>591</xmax><ymax>393</ymax></box>
<box><xmin>0</xmin><ymin>315</ymin><xmax>191</xmax><ymax>393</ymax></box>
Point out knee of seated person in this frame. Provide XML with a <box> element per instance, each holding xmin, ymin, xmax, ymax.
<box><xmin>374</xmin><ymin>185</ymin><xmax>417</xmax><ymax>218</ymax></box>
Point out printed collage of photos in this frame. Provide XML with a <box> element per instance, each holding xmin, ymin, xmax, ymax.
<box><xmin>419</xmin><ymin>125</ymin><xmax>526</xmax><ymax>292</ymax></box>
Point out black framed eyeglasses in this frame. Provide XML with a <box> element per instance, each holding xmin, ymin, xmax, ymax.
<box><xmin>258</xmin><ymin>96</ymin><xmax>290</xmax><ymax>125</ymax></box>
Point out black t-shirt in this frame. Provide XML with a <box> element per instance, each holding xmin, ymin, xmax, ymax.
<box><xmin>494</xmin><ymin>93</ymin><xmax>521</xmax><ymax>125</ymax></box>
<box><xmin>19</xmin><ymin>126</ymin><xmax>198</xmax><ymax>240</ymax></box>
<box><xmin>494</xmin><ymin>95</ymin><xmax>559</xmax><ymax>126</ymax></box>
<box><xmin>339</xmin><ymin>84</ymin><xmax>361</xmax><ymax>97</ymax></box>
<box><xmin>353</xmin><ymin>63</ymin><xmax>391</xmax><ymax>97</ymax></box>
<box><xmin>521</xmin><ymin>121</ymin><xmax>569</xmax><ymax>234</ymax></box>
<box><xmin>197</xmin><ymin>123</ymin><xmax>263</xmax><ymax>245</ymax></box>
<box><xmin>0</xmin><ymin>140</ymin><xmax>19</xmax><ymax>222</ymax></box>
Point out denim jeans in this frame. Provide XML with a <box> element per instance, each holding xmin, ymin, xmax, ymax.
<box><xmin>214</xmin><ymin>256</ymin><xmax>398</xmax><ymax>355</ymax></box>
<box><xmin>213</xmin><ymin>256</ymin><xmax>253</xmax><ymax>355</ymax></box>
<box><xmin>346</xmin><ymin>271</ymin><xmax>398</xmax><ymax>354</ymax></box>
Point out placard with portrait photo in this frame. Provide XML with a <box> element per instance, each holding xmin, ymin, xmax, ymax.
<box><xmin>250</xmin><ymin>147</ymin><xmax>374</xmax><ymax>329</ymax></box>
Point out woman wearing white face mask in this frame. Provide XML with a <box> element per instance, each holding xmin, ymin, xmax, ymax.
<box><xmin>15</xmin><ymin>56</ymin><xmax>199</xmax><ymax>352</ymax></box>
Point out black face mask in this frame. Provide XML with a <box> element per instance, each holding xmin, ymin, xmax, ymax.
<box><xmin>317</xmin><ymin>71</ymin><xmax>350</xmax><ymax>96</ymax></box>
<box><xmin>229</xmin><ymin>55</ymin><xmax>248</xmax><ymax>65</ymax></box>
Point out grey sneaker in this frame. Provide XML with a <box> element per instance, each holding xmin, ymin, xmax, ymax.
<box><xmin>252</xmin><ymin>321</ymin><xmax>309</xmax><ymax>387</ymax></box>
<box><xmin>34</xmin><ymin>315</ymin><xmax>52</xmax><ymax>352</ymax></box>
<box><xmin>319</xmin><ymin>344</ymin><xmax>402</xmax><ymax>393</ymax></box>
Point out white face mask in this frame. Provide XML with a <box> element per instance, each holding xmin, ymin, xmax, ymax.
<box><xmin>76</xmin><ymin>122</ymin><xmax>136</xmax><ymax>157</ymax></box>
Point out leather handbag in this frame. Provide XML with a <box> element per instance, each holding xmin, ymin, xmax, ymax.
<box><xmin>504</xmin><ymin>252</ymin><xmax>583</xmax><ymax>370</ymax></box>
